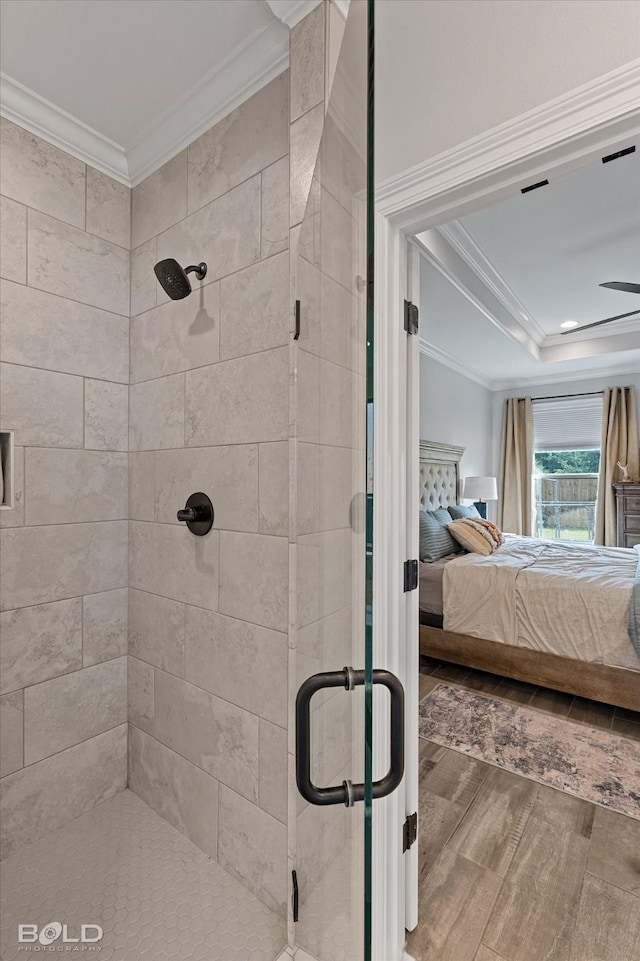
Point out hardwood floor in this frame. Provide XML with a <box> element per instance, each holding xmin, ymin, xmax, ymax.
<box><xmin>407</xmin><ymin>658</ymin><xmax>640</xmax><ymax>961</ymax></box>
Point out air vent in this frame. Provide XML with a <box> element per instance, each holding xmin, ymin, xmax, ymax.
<box><xmin>602</xmin><ymin>145</ymin><xmax>636</xmax><ymax>164</ymax></box>
<box><xmin>521</xmin><ymin>179</ymin><xmax>549</xmax><ymax>195</ymax></box>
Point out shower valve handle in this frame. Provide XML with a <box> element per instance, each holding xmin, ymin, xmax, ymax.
<box><xmin>176</xmin><ymin>492</ymin><xmax>214</xmax><ymax>536</ymax></box>
<box><xmin>177</xmin><ymin>507</ymin><xmax>198</xmax><ymax>522</ymax></box>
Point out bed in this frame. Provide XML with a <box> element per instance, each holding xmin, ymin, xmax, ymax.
<box><xmin>418</xmin><ymin>440</ymin><xmax>640</xmax><ymax>712</ymax></box>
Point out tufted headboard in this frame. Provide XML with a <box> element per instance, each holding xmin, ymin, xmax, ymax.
<box><xmin>419</xmin><ymin>440</ymin><xmax>465</xmax><ymax>511</ymax></box>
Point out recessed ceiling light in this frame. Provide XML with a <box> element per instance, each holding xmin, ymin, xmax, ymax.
<box><xmin>560</xmin><ymin>320</ymin><xmax>579</xmax><ymax>329</ymax></box>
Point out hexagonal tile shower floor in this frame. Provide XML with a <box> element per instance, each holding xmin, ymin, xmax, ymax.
<box><xmin>0</xmin><ymin>789</ymin><xmax>286</xmax><ymax>961</ymax></box>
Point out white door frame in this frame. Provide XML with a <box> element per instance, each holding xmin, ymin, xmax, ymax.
<box><xmin>371</xmin><ymin>58</ymin><xmax>640</xmax><ymax>961</ymax></box>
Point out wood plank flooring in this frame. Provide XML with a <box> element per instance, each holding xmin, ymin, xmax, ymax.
<box><xmin>407</xmin><ymin>658</ymin><xmax>640</xmax><ymax>961</ymax></box>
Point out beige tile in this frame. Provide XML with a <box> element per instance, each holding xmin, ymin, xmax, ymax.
<box><xmin>129</xmin><ymin>521</ymin><xmax>218</xmax><ymax>611</ymax></box>
<box><xmin>130</xmin><ymin>237</ymin><xmax>157</xmax><ymax>316</ymax></box>
<box><xmin>0</xmin><ymin>690</ymin><xmax>23</xmax><ymax>777</ymax></box>
<box><xmin>0</xmin><ymin>363</ymin><xmax>83</xmax><ymax>448</ymax></box>
<box><xmin>0</xmin><ymin>521</ymin><xmax>127</xmax><ymax>610</ymax></box>
<box><xmin>297</xmin><ymin>528</ymin><xmax>352</xmax><ymax>627</ymax></box>
<box><xmin>153</xmin><ymin>669</ymin><xmax>258</xmax><ymax>802</ymax></box>
<box><xmin>568</xmin><ymin>872</ymin><xmax>640</xmax><ymax>961</ymax></box>
<box><xmin>474</xmin><ymin>948</ymin><xmax>505</xmax><ymax>961</ymax></box>
<box><xmin>295</xmin><ymin>788</ymin><xmax>347</xmax><ymax>893</ymax></box>
<box><xmin>86</xmin><ymin>167</ymin><xmax>130</xmax><ymax>248</ymax></box>
<box><xmin>259</xmin><ymin>720</ymin><xmax>287</xmax><ymax>824</ymax></box>
<box><xmin>130</xmin><ymin>282</ymin><xmax>219</xmax><ymax>383</ymax></box>
<box><xmin>290</xmin><ymin>102</ymin><xmax>324</xmax><ymax>227</ymax></box>
<box><xmin>0</xmin><ymin>118</ymin><xmax>85</xmax><ymax>228</ymax></box>
<box><xmin>127</xmin><ymin>655</ymin><xmax>154</xmax><ymax>733</ymax></box>
<box><xmin>320</xmin><ymin>187</ymin><xmax>354</xmax><ymax>292</ymax></box>
<box><xmin>129</xmin><ymin>374</ymin><xmax>184</xmax><ymax>451</ymax></box>
<box><xmin>129</xmin><ymin>451</ymin><xmax>155</xmax><ymax>521</ymax></box>
<box><xmin>185</xmin><ymin>347</ymin><xmax>288</xmax><ymax>446</ymax></box>
<box><xmin>131</xmin><ymin>151</ymin><xmax>187</xmax><ymax>248</ymax></box>
<box><xmin>25</xmin><ymin>449</ymin><xmax>127</xmax><ymax>524</ymax></box>
<box><xmin>128</xmin><ymin>725</ymin><xmax>218</xmax><ymax>859</ymax></box>
<box><xmin>290</xmin><ymin>4</ymin><xmax>325</xmax><ymax>122</ymax></box>
<box><xmin>259</xmin><ymin>442</ymin><xmax>288</xmax><ymax>536</ymax></box>
<box><xmin>0</xmin><ymin>280</ymin><xmax>128</xmax><ymax>383</ymax></box>
<box><xmin>296</xmin><ymin>350</ymin><xmax>358</xmax><ymax>448</ymax></box>
<box><xmin>587</xmin><ymin>805</ymin><xmax>640</xmax><ymax>895</ymax></box>
<box><xmin>0</xmin><ymin>444</ymin><xmax>24</xmax><ymax>528</ymax></box>
<box><xmin>154</xmin><ymin>444</ymin><xmax>258</xmax><ymax>531</ymax></box>
<box><xmin>187</xmin><ymin>72</ymin><xmax>288</xmax><ymax>214</ymax></box>
<box><xmin>84</xmin><ymin>379</ymin><xmax>128</xmax><ymax>451</ymax></box>
<box><xmin>28</xmin><ymin>209</ymin><xmax>129</xmax><ymax>316</ymax></box>
<box><xmin>219</xmin><ymin>531</ymin><xmax>288</xmax><ymax>632</ymax></box>
<box><xmin>0</xmin><ymin>598</ymin><xmax>82</xmax><ymax>694</ymax></box>
<box><xmin>261</xmin><ymin>155</ymin><xmax>289</xmax><ymax>259</ymax></box>
<box><xmin>218</xmin><ymin>785</ymin><xmax>287</xmax><ymax>915</ymax></box>
<box><xmin>220</xmin><ymin>251</ymin><xmax>288</xmax><ymax>360</ymax></box>
<box><xmin>82</xmin><ymin>589</ymin><xmax>128</xmax><ymax>667</ymax></box>
<box><xmin>297</xmin><ymin>442</ymin><xmax>353</xmax><ymax>535</ymax></box>
<box><xmin>0</xmin><ymin>196</ymin><xmax>26</xmax><ymax>282</ymax></box>
<box><xmin>185</xmin><ymin>606</ymin><xmax>287</xmax><ymax>727</ymax></box>
<box><xmin>24</xmin><ymin>656</ymin><xmax>127</xmax><ymax>764</ymax></box>
<box><xmin>128</xmin><ymin>589</ymin><xmax>185</xmax><ymax>676</ymax></box>
<box><xmin>296</xmin><ymin>255</ymin><xmax>351</xmax><ymax>368</ymax></box>
<box><xmin>157</xmin><ymin>175</ymin><xmax>261</xmax><ymax>286</ymax></box>
<box><xmin>0</xmin><ymin>724</ymin><xmax>127</xmax><ymax>859</ymax></box>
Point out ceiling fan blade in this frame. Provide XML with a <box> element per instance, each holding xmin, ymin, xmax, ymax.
<box><xmin>599</xmin><ymin>281</ymin><xmax>640</xmax><ymax>294</ymax></box>
<box><xmin>560</xmin><ymin>308</ymin><xmax>640</xmax><ymax>335</ymax></box>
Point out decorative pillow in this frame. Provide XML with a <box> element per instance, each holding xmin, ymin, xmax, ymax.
<box><xmin>419</xmin><ymin>509</ymin><xmax>460</xmax><ymax>562</ymax></box>
<box><xmin>448</xmin><ymin>504</ymin><xmax>481</xmax><ymax>520</ymax></box>
<box><xmin>447</xmin><ymin>518</ymin><xmax>502</xmax><ymax>555</ymax></box>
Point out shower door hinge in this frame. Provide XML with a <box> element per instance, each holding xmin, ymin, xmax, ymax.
<box><xmin>291</xmin><ymin>869</ymin><xmax>299</xmax><ymax>922</ymax></box>
<box><xmin>294</xmin><ymin>299</ymin><xmax>301</xmax><ymax>340</ymax></box>
<box><xmin>403</xmin><ymin>812</ymin><xmax>418</xmax><ymax>852</ymax></box>
<box><xmin>403</xmin><ymin>559</ymin><xmax>418</xmax><ymax>592</ymax></box>
<box><xmin>404</xmin><ymin>299</ymin><xmax>419</xmax><ymax>335</ymax></box>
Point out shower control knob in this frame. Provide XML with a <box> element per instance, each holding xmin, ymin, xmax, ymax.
<box><xmin>176</xmin><ymin>492</ymin><xmax>214</xmax><ymax>536</ymax></box>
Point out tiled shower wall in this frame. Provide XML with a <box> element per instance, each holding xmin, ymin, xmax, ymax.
<box><xmin>126</xmin><ymin>72</ymin><xmax>291</xmax><ymax>916</ymax></box>
<box><xmin>0</xmin><ymin>118</ymin><xmax>130</xmax><ymax>859</ymax></box>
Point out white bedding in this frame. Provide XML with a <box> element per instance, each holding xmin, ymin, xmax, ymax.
<box><xmin>443</xmin><ymin>534</ymin><xmax>640</xmax><ymax>671</ymax></box>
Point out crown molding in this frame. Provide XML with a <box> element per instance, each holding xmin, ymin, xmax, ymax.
<box><xmin>265</xmin><ymin>0</ymin><xmax>322</xmax><ymax>27</ymax></box>
<box><xmin>491</xmin><ymin>356</ymin><xmax>640</xmax><ymax>391</ymax></box>
<box><xmin>419</xmin><ymin>338</ymin><xmax>496</xmax><ymax>390</ymax></box>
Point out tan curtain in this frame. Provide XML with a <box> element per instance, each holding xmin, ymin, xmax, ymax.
<box><xmin>595</xmin><ymin>386</ymin><xmax>639</xmax><ymax>546</ymax></box>
<box><xmin>498</xmin><ymin>397</ymin><xmax>533</xmax><ymax>535</ymax></box>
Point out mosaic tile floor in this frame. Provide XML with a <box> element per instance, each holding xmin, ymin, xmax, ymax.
<box><xmin>0</xmin><ymin>789</ymin><xmax>285</xmax><ymax>961</ymax></box>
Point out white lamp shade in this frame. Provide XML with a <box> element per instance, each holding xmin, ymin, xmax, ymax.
<box><xmin>463</xmin><ymin>476</ymin><xmax>498</xmax><ymax>501</ymax></box>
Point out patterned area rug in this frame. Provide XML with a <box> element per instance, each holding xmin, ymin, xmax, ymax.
<box><xmin>419</xmin><ymin>683</ymin><xmax>640</xmax><ymax>820</ymax></box>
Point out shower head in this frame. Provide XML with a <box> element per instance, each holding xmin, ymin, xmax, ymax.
<box><xmin>154</xmin><ymin>259</ymin><xmax>207</xmax><ymax>300</ymax></box>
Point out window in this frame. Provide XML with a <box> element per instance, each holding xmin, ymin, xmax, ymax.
<box><xmin>532</xmin><ymin>395</ymin><xmax>603</xmax><ymax>544</ymax></box>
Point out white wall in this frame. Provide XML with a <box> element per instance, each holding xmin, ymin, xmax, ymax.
<box><xmin>376</xmin><ymin>0</ymin><xmax>640</xmax><ymax>183</ymax></box>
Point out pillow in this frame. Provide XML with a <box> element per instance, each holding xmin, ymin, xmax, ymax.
<box><xmin>447</xmin><ymin>518</ymin><xmax>502</xmax><ymax>555</ymax></box>
<box><xmin>448</xmin><ymin>504</ymin><xmax>481</xmax><ymax>520</ymax></box>
<box><xmin>419</xmin><ymin>509</ymin><xmax>460</xmax><ymax>562</ymax></box>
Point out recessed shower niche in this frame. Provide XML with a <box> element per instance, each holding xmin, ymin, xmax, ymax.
<box><xmin>0</xmin><ymin>430</ymin><xmax>15</xmax><ymax>510</ymax></box>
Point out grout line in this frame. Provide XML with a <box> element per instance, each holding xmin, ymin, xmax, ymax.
<box><xmin>0</xmin><ymin>360</ymin><xmax>128</xmax><ymax>386</ymax></box>
<box><xmin>9</xmin><ymin>719</ymin><xmax>128</xmax><ymax>777</ymax></box>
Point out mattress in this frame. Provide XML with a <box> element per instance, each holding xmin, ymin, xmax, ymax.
<box><xmin>419</xmin><ymin>553</ymin><xmax>459</xmax><ymax>616</ymax></box>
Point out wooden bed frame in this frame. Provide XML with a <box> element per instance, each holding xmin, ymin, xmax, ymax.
<box><xmin>418</xmin><ymin>440</ymin><xmax>640</xmax><ymax>713</ymax></box>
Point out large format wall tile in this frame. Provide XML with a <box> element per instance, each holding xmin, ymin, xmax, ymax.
<box><xmin>219</xmin><ymin>531</ymin><xmax>288</xmax><ymax>632</ymax></box>
<box><xmin>128</xmin><ymin>725</ymin><xmax>218</xmax><ymax>859</ymax></box>
<box><xmin>130</xmin><ymin>282</ymin><xmax>220</xmax><ymax>383</ymax></box>
<box><xmin>0</xmin><ymin>598</ymin><xmax>82</xmax><ymax>694</ymax></box>
<box><xmin>24</xmin><ymin>656</ymin><xmax>127</xmax><ymax>764</ymax></box>
<box><xmin>187</xmin><ymin>72</ymin><xmax>288</xmax><ymax>214</ymax></box>
<box><xmin>28</xmin><ymin>210</ymin><xmax>129</xmax><ymax>316</ymax></box>
<box><xmin>129</xmin><ymin>522</ymin><xmax>218</xmax><ymax>611</ymax></box>
<box><xmin>85</xmin><ymin>380</ymin><xmax>129</xmax><ymax>451</ymax></box>
<box><xmin>25</xmin><ymin>450</ymin><xmax>127</xmax><ymax>525</ymax></box>
<box><xmin>130</xmin><ymin>238</ymin><xmax>157</xmax><ymax>316</ymax></box>
<box><xmin>220</xmin><ymin>251</ymin><xmax>288</xmax><ymax>360</ymax></box>
<box><xmin>153</xmin><ymin>669</ymin><xmax>259</xmax><ymax>802</ymax></box>
<box><xmin>0</xmin><ymin>196</ymin><xmax>27</xmax><ymax>283</ymax></box>
<box><xmin>218</xmin><ymin>785</ymin><xmax>287</xmax><ymax>915</ymax></box>
<box><xmin>290</xmin><ymin>103</ymin><xmax>324</xmax><ymax>227</ymax></box>
<box><xmin>290</xmin><ymin>3</ymin><xmax>324</xmax><ymax>123</ymax></box>
<box><xmin>157</xmin><ymin>175</ymin><xmax>261</xmax><ymax>286</ymax></box>
<box><xmin>0</xmin><ymin>691</ymin><xmax>24</xmax><ymax>777</ymax></box>
<box><xmin>131</xmin><ymin>151</ymin><xmax>187</xmax><ymax>248</ymax></box>
<box><xmin>86</xmin><ymin>167</ymin><xmax>130</xmax><ymax>249</ymax></box>
<box><xmin>0</xmin><ymin>118</ymin><xmax>86</xmax><ymax>228</ymax></box>
<box><xmin>0</xmin><ymin>521</ymin><xmax>127</xmax><ymax>610</ymax></box>
<box><xmin>0</xmin><ymin>281</ymin><xmax>128</xmax><ymax>383</ymax></box>
<box><xmin>185</xmin><ymin>347</ymin><xmax>288</xmax><ymax>447</ymax></box>
<box><xmin>0</xmin><ymin>363</ymin><xmax>83</xmax><ymax>448</ymax></box>
<box><xmin>82</xmin><ymin>589</ymin><xmax>128</xmax><ymax>666</ymax></box>
<box><xmin>129</xmin><ymin>452</ymin><xmax>155</xmax><ymax>522</ymax></box>
<box><xmin>129</xmin><ymin>374</ymin><xmax>185</xmax><ymax>451</ymax></box>
<box><xmin>0</xmin><ymin>724</ymin><xmax>127</xmax><ymax>859</ymax></box>
<box><xmin>258</xmin><ymin>720</ymin><xmax>287</xmax><ymax>824</ymax></box>
<box><xmin>128</xmin><ymin>656</ymin><xmax>154</xmax><ymax>733</ymax></box>
<box><xmin>261</xmin><ymin>156</ymin><xmax>289</xmax><ymax>259</ymax></box>
<box><xmin>154</xmin><ymin>445</ymin><xmax>258</xmax><ymax>531</ymax></box>
<box><xmin>128</xmin><ymin>589</ymin><xmax>184</xmax><ymax>676</ymax></box>
<box><xmin>184</xmin><ymin>607</ymin><xmax>287</xmax><ymax>728</ymax></box>
<box><xmin>258</xmin><ymin>442</ymin><xmax>288</xmax><ymax>536</ymax></box>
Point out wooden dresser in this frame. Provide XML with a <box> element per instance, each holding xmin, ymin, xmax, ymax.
<box><xmin>614</xmin><ymin>482</ymin><xmax>640</xmax><ymax>548</ymax></box>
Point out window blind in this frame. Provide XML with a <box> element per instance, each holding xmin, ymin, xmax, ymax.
<box><xmin>532</xmin><ymin>394</ymin><xmax>603</xmax><ymax>452</ymax></box>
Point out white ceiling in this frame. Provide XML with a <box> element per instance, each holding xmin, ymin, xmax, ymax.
<box><xmin>416</xmin><ymin>149</ymin><xmax>640</xmax><ymax>390</ymax></box>
<box><xmin>0</xmin><ymin>0</ymin><xmax>322</xmax><ymax>186</ymax></box>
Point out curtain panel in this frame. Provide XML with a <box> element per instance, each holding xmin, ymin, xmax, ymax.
<box><xmin>595</xmin><ymin>386</ymin><xmax>640</xmax><ymax>546</ymax></box>
<box><xmin>498</xmin><ymin>396</ymin><xmax>534</xmax><ymax>536</ymax></box>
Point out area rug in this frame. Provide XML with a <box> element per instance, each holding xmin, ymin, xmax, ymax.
<box><xmin>419</xmin><ymin>683</ymin><xmax>640</xmax><ymax>820</ymax></box>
